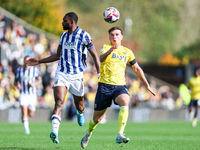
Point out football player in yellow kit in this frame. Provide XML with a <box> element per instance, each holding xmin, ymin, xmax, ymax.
<box><xmin>81</xmin><ymin>26</ymin><xmax>156</xmax><ymax>148</ymax></box>
<box><xmin>188</xmin><ymin>68</ymin><xmax>200</xmax><ymax>127</ymax></box>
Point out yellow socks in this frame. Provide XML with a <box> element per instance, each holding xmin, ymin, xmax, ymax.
<box><xmin>118</xmin><ymin>106</ymin><xmax>128</xmax><ymax>133</ymax></box>
<box><xmin>88</xmin><ymin>118</ymin><xmax>98</xmax><ymax>134</ymax></box>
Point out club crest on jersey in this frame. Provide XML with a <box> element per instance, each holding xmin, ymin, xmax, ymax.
<box><xmin>122</xmin><ymin>50</ymin><xmax>127</xmax><ymax>54</ymax></box>
<box><xmin>75</xmin><ymin>35</ymin><xmax>79</xmax><ymax>39</ymax></box>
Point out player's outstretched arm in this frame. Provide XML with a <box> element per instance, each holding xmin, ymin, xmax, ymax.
<box><xmin>132</xmin><ymin>62</ymin><xmax>156</xmax><ymax>96</ymax></box>
<box><xmin>89</xmin><ymin>47</ymin><xmax>100</xmax><ymax>74</ymax></box>
<box><xmin>26</xmin><ymin>47</ymin><xmax>61</xmax><ymax>66</ymax></box>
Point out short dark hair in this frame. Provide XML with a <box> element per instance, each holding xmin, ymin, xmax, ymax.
<box><xmin>65</xmin><ymin>12</ymin><xmax>78</xmax><ymax>24</ymax></box>
<box><xmin>108</xmin><ymin>26</ymin><xmax>123</xmax><ymax>35</ymax></box>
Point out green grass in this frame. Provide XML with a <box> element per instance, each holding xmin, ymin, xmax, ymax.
<box><xmin>0</xmin><ymin>121</ymin><xmax>200</xmax><ymax>150</ymax></box>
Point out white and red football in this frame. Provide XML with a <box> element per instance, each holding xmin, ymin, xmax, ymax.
<box><xmin>103</xmin><ymin>7</ymin><xmax>120</xmax><ymax>23</ymax></box>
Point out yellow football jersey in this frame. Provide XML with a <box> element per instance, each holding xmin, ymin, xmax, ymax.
<box><xmin>189</xmin><ymin>76</ymin><xmax>200</xmax><ymax>100</ymax></box>
<box><xmin>99</xmin><ymin>44</ymin><xmax>135</xmax><ymax>85</ymax></box>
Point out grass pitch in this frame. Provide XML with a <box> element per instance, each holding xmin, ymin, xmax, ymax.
<box><xmin>0</xmin><ymin>121</ymin><xmax>200</xmax><ymax>150</ymax></box>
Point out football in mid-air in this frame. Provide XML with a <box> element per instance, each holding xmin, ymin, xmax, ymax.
<box><xmin>103</xmin><ymin>7</ymin><xmax>120</xmax><ymax>23</ymax></box>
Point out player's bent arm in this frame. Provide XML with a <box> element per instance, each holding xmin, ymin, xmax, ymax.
<box><xmin>132</xmin><ymin>62</ymin><xmax>156</xmax><ymax>96</ymax></box>
<box><xmin>100</xmin><ymin>46</ymin><xmax>116</xmax><ymax>62</ymax></box>
<box><xmin>89</xmin><ymin>47</ymin><xmax>100</xmax><ymax>74</ymax></box>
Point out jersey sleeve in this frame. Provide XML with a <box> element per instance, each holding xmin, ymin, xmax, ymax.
<box><xmin>100</xmin><ymin>44</ymin><xmax>110</xmax><ymax>55</ymax></box>
<box><xmin>84</xmin><ymin>32</ymin><xmax>94</xmax><ymax>51</ymax></box>
<box><xmin>128</xmin><ymin>50</ymin><xmax>136</xmax><ymax>65</ymax></box>
<box><xmin>59</xmin><ymin>32</ymin><xmax>66</xmax><ymax>48</ymax></box>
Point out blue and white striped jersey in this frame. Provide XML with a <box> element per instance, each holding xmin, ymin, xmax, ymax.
<box><xmin>15</xmin><ymin>66</ymin><xmax>40</xmax><ymax>94</ymax></box>
<box><xmin>56</xmin><ymin>27</ymin><xmax>94</xmax><ymax>75</ymax></box>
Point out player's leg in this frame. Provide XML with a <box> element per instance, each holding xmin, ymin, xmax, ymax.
<box><xmin>50</xmin><ymin>86</ymin><xmax>67</xmax><ymax>144</ymax></box>
<box><xmin>189</xmin><ymin>100</ymin><xmax>194</xmax><ymax>121</ymax></box>
<box><xmin>115</xmin><ymin>93</ymin><xmax>130</xmax><ymax>144</ymax></box>
<box><xmin>73</xmin><ymin>95</ymin><xmax>85</xmax><ymax>126</ymax></box>
<box><xmin>27</xmin><ymin>94</ymin><xmax>37</xmax><ymax>117</ymax></box>
<box><xmin>19</xmin><ymin>94</ymin><xmax>30</xmax><ymax>134</ymax></box>
<box><xmin>81</xmin><ymin>109</ymin><xmax>106</xmax><ymax>148</ymax></box>
<box><xmin>192</xmin><ymin>102</ymin><xmax>198</xmax><ymax>127</ymax></box>
<box><xmin>21</xmin><ymin>105</ymin><xmax>30</xmax><ymax>134</ymax></box>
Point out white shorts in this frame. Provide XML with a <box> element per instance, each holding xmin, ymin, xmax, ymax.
<box><xmin>53</xmin><ymin>72</ymin><xmax>84</xmax><ymax>96</ymax></box>
<box><xmin>18</xmin><ymin>94</ymin><xmax>37</xmax><ymax>111</ymax></box>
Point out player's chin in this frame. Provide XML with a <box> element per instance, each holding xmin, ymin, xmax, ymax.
<box><xmin>62</xmin><ymin>27</ymin><xmax>67</xmax><ymax>30</ymax></box>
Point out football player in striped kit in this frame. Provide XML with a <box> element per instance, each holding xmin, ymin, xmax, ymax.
<box><xmin>27</xmin><ymin>12</ymin><xmax>100</xmax><ymax>144</ymax></box>
<box><xmin>14</xmin><ymin>56</ymin><xmax>42</xmax><ymax>134</ymax></box>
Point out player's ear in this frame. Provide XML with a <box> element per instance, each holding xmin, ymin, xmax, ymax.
<box><xmin>71</xmin><ymin>19</ymin><xmax>74</xmax><ymax>25</ymax></box>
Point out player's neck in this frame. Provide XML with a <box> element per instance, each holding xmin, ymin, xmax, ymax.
<box><xmin>112</xmin><ymin>44</ymin><xmax>121</xmax><ymax>49</ymax></box>
<box><xmin>68</xmin><ymin>26</ymin><xmax>78</xmax><ymax>34</ymax></box>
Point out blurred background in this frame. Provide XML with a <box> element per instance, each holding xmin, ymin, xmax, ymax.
<box><xmin>0</xmin><ymin>0</ymin><xmax>200</xmax><ymax>123</ymax></box>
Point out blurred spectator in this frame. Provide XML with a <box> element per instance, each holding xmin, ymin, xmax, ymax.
<box><xmin>159</xmin><ymin>85</ymin><xmax>175</xmax><ymax>110</ymax></box>
<box><xmin>0</xmin><ymin>12</ymin><xmax>182</xmax><ymax>114</ymax></box>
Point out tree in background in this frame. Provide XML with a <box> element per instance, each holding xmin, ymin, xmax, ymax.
<box><xmin>1</xmin><ymin>0</ymin><xmax>200</xmax><ymax>64</ymax></box>
<box><xmin>0</xmin><ymin>0</ymin><xmax>65</xmax><ymax>35</ymax></box>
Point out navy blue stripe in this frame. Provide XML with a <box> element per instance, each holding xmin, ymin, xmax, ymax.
<box><xmin>81</xmin><ymin>52</ymin><xmax>87</xmax><ymax>71</ymax></box>
<box><xmin>85</xmin><ymin>34</ymin><xmax>89</xmax><ymax>42</ymax></box>
<box><xmin>22</xmin><ymin>67</ymin><xmax>26</xmax><ymax>93</ymax></box>
<box><xmin>77</xmin><ymin>30</ymin><xmax>84</xmax><ymax>72</ymax></box>
<box><xmin>32</xmin><ymin>67</ymin><xmax>35</xmax><ymax>93</ymax></box>
<box><xmin>60</xmin><ymin>33</ymin><xmax>66</xmax><ymax>47</ymax></box>
<box><xmin>65</xmin><ymin>33</ymin><xmax>71</xmax><ymax>73</ymax></box>
<box><xmin>27</xmin><ymin>68</ymin><xmax>30</xmax><ymax>94</ymax></box>
<box><xmin>71</xmin><ymin>32</ymin><xmax>76</xmax><ymax>74</ymax></box>
<box><xmin>52</xmin><ymin>116</ymin><xmax>61</xmax><ymax>122</ymax></box>
<box><xmin>18</xmin><ymin>68</ymin><xmax>22</xmax><ymax>93</ymax></box>
<box><xmin>60</xmin><ymin>33</ymin><xmax>67</xmax><ymax>72</ymax></box>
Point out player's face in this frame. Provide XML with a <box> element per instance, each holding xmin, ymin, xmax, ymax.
<box><xmin>109</xmin><ymin>29</ymin><xmax>123</xmax><ymax>46</ymax></box>
<box><xmin>62</xmin><ymin>15</ymin><xmax>71</xmax><ymax>30</ymax></box>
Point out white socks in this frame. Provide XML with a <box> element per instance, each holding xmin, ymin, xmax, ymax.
<box><xmin>51</xmin><ymin>114</ymin><xmax>61</xmax><ymax>134</ymax></box>
<box><xmin>23</xmin><ymin>118</ymin><xmax>29</xmax><ymax>131</ymax></box>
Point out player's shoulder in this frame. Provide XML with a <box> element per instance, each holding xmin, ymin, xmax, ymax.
<box><xmin>102</xmin><ymin>44</ymin><xmax>112</xmax><ymax>49</ymax></box>
<box><xmin>60</xmin><ymin>32</ymin><xmax>67</xmax><ymax>38</ymax></box>
<box><xmin>121</xmin><ymin>45</ymin><xmax>132</xmax><ymax>52</ymax></box>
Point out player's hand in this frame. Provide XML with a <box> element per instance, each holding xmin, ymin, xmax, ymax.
<box><xmin>26</xmin><ymin>58</ymin><xmax>39</xmax><ymax>66</ymax></box>
<box><xmin>29</xmin><ymin>82</ymin><xmax>35</xmax><ymax>87</ymax></box>
<box><xmin>147</xmin><ymin>86</ymin><xmax>156</xmax><ymax>96</ymax></box>
<box><xmin>109</xmin><ymin>46</ymin><xmax>116</xmax><ymax>53</ymax></box>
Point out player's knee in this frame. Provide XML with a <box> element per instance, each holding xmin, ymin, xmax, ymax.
<box><xmin>28</xmin><ymin>112</ymin><xmax>35</xmax><ymax>117</ymax></box>
<box><xmin>29</xmin><ymin>113</ymin><xmax>34</xmax><ymax>117</ymax></box>
<box><xmin>93</xmin><ymin>118</ymin><xmax>101</xmax><ymax>124</ymax></box>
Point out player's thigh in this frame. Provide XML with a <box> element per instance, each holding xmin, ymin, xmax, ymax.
<box><xmin>53</xmin><ymin>86</ymin><xmax>68</xmax><ymax>103</ymax></box>
<box><xmin>115</xmin><ymin>94</ymin><xmax>130</xmax><ymax>106</ymax></box>
<box><xmin>21</xmin><ymin>105</ymin><xmax>28</xmax><ymax>115</ymax></box>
